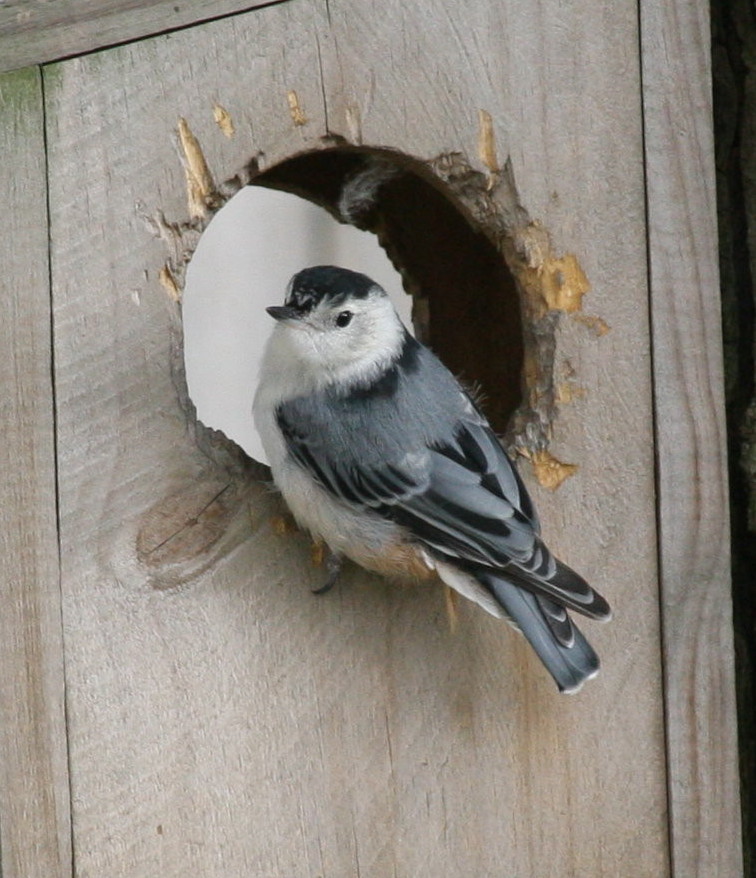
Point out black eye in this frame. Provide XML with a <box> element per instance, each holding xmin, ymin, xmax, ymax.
<box><xmin>335</xmin><ymin>310</ymin><xmax>353</xmax><ymax>328</ymax></box>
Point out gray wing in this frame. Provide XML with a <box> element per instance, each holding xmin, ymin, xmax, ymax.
<box><xmin>277</xmin><ymin>397</ymin><xmax>609</xmax><ymax>623</ymax></box>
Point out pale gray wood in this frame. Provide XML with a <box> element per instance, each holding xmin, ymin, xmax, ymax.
<box><xmin>44</xmin><ymin>0</ymin><xmax>670</xmax><ymax>875</ymax></box>
<box><xmin>322</xmin><ymin>3</ymin><xmax>671</xmax><ymax>875</ymax></box>
<box><xmin>0</xmin><ymin>0</ymin><xmax>282</xmax><ymax>74</ymax></box>
<box><xmin>0</xmin><ymin>68</ymin><xmax>72</xmax><ymax>878</ymax></box>
<box><xmin>641</xmin><ymin>1</ymin><xmax>744</xmax><ymax>875</ymax></box>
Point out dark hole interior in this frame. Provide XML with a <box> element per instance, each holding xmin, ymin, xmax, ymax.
<box><xmin>254</xmin><ymin>147</ymin><xmax>524</xmax><ymax>434</ymax></box>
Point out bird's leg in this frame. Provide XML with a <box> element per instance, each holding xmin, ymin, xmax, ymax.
<box><xmin>311</xmin><ymin>547</ymin><xmax>344</xmax><ymax>595</ymax></box>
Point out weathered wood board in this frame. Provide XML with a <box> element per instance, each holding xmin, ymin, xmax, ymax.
<box><xmin>641</xmin><ymin>0</ymin><xmax>743</xmax><ymax>874</ymax></box>
<box><xmin>0</xmin><ymin>0</ymin><xmax>728</xmax><ymax>874</ymax></box>
<box><xmin>0</xmin><ymin>0</ymin><xmax>277</xmax><ymax>75</ymax></box>
<box><xmin>0</xmin><ymin>68</ymin><xmax>72</xmax><ymax>878</ymax></box>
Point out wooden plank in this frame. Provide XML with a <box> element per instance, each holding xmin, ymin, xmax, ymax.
<box><xmin>45</xmin><ymin>1</ymin><xmax>669</xmax><ymax>875</ymax></box>
<box><xmin>0</xmin><ymin>68</ymin><xmax>72</xmax><ymax>878</ymax></box>
<box><xmin>44</xmin><ymin>6</ymin><xmax>336</xmax><ymax>876</ymax></box>
<box><xmin>640</xmin><ymin>0</ymin><xmax>744</xmax><ymax>875</ymax></box>
<box><xmin>323</xmin><ymin>2</ymin><xmax>670</xmax><ymax>871</ymax></box>
<box><xmin>0</xmin><ymin>0</ymin><xmax>283</xmax><ymax>74</ymax></box>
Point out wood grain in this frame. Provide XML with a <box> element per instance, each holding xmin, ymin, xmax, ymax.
<box><xmin>0</xmin><ymin>68</ymin><xmax>72</xmax><ymax>878</ymax></box>
<box><xmin>0</xmin><ymin>0</ymin><xmax>283</xmax><ymax>74</ymax></box>
<box><xmin>322</xmin><ymin>2</ymin><xmax>670</xmax><ymax>874</ymax></box>
<box><xmin>35</xmin><ymin>0</ymin><xmax>719</xmax><ymax>873</ymax></box>
<box><xmin>641</xmin><ymin>1</ymin><xmax>744</xmax><ymax>875</ymax></box>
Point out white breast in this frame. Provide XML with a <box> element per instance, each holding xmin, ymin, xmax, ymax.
<box><xmin>252</xmin><ymin>342</ymin><xmax>401</xmax><ymax>560</ymax></box>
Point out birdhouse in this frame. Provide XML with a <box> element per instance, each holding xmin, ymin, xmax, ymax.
<box><xmin>0</xmin><ymin>1</ymin><xmax>742</xmax><ymax>876</ymax></box>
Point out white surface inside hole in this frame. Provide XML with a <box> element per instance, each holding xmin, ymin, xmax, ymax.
<box><xmin>183</xmin><ymin>186</ymin><xmax>410</xmax><ymax>464</ymax></box>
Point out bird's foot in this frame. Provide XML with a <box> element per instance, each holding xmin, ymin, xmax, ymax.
<box><xmin>311</xmin><ymin>547</ymin><xmax>343</xmax><ymax>595</ymax></box>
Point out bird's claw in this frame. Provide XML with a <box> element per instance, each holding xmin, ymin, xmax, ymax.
<box><xmin>311</xmin><ymin>550</ymin><xmax>343</xmax><ymax>594</ymax></box>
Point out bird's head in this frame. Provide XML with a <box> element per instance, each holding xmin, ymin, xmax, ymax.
<box><xmin>265</xmin><ymin>265</ymin><xmax>405</xmax><ymax>387</ymax></box>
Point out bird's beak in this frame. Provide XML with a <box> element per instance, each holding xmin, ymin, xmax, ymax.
<box><xmin>266</xmin><ymin>305</ymin><xmax>301</xmax><ymax>322</ymax></box>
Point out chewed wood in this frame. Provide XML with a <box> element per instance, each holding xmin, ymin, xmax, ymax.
<box><xmin>0</xmin><ymin>68</ymin><xmax>72</xmax><ymax>878</ymax></box>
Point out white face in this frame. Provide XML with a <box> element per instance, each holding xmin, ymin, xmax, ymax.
<box><xmin>271</xmin><ymin>288</ymin><xmax>404</xmax><ymax>387</ymax></box>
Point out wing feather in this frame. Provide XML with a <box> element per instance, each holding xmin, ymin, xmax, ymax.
<box><xmin>276</xmin><ymin>394</ymin><xmax>610</xmax><ymax>622</ymax></box>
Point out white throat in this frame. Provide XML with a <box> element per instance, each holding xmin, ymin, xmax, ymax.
<box><xmin>256</xmin><ymin>301</ymin><xmax>404</xmax><ymax>406</ymax></box>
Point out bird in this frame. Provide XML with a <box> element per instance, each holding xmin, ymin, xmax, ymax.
<box><xmin>253</xmin><ymin>265</ymin><xmax>611</xmax><ymax>693</ymax></box>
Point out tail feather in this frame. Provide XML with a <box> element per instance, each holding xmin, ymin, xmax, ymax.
<box><xmin>482</xmin><ymin>573</ymin><xmax>600</xmax><ymax>694</ymax></box>
<box><xmin>513</xmin><ymin>545</ymin><xmax>612</xmax><ymax>622</ymax></box>
<box><xmin>535</xmin><ymin>594</ymin><xmax>575</xmax><ymax>648</ymax></box>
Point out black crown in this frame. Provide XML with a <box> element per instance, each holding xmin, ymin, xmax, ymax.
<box><xmin>285</xmin><ymin>265</ymin><xmax>381</xmax><ymax>312</ymax></box>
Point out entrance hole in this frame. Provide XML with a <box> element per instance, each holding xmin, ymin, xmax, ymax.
<box><xmin>182</xmin><ymin>147</ymin><xmax>524</xmax><ymax>465</ymax></box>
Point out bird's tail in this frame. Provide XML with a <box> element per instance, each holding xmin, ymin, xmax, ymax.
<box><xmin>478</xmin><ymin>571</ymin><xmax>600</xmax><ymax>694</ymax></box>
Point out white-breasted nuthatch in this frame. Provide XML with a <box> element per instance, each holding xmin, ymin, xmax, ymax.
<box><xmin>253</xmin><ymin>266</ymin><xmax>611</xmax><ymax>693</ymax></box>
